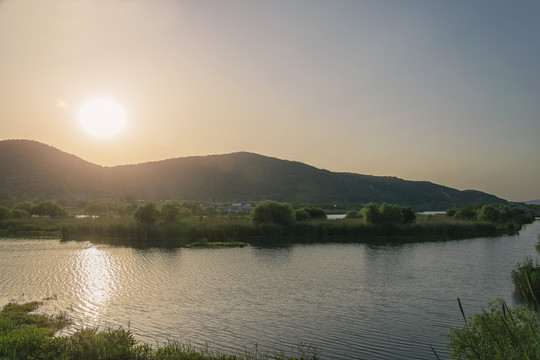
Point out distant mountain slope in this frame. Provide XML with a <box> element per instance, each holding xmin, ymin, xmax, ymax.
<box><xmin>0</xmin><ymin>140</ymin><xmax>507</xmax><ymax>209</ymax></box>
<box><xmin>0</xmin><ymin>140</ymin><xmax>106</xmax><ymax>197</ymax></box>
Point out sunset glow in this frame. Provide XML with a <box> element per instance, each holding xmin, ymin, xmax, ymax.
<box><xmin>0</xmin><ymin>0</ymin><xmax>538</xmax><ymax>201</ymax></box>
<box><xmin>78</xmin><ymin>98</ymin><xmax>127</xmax><ymax>138</ymax></box>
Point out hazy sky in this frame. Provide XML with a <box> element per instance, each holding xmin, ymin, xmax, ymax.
<box><xmin>1</xmin><ymin>0</ymin><xmax>538</xmax><ymax>201</ymax></box>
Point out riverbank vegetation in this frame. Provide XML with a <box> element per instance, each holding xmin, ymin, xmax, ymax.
<box><xmin>444</xmin><ymin>298</ymin><xmax>540</xmax><ymax>360</ymax></box>
<box><xmin>62</xmin><ymin>201</ymin><xmax>534</xmax><ymax>246</ymax></box>
<box><xmin>0</xmin><ymin>301</ymin><xmax>319</xmax><ymax>360</ymax></box>
<box><xmin>0</xmin><ymin>199</ymin><xmax>535</xmax><ymax>246</ymax></box>
<box><xmin>442</xmin><ymin>230</ymin><xmax>540</xmax><ymax>359</ymax></box>
<box><xmin>511</xmin><ymin>257</ymin><xmax>540</xmax><ymax>307</ymax></box>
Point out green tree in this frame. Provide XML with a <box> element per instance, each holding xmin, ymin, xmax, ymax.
<box><xmin>0</xmin><ymin>205</ymin><xmax>11</xmax><ymax>220</ymax></box>
<box><xmin>160</xmin><ymin>201</ymin><xmax>191</xmax><ymax>222</ymax></box>
<box><xmin>400</xmin><ymin>206</ymin><xmax>416</xmax><ymax>224</ymax></box>
<box><xmin>447</xmin><ymin>205</ymin><xmax>476</xmax><ymax>220</ymax></box>
<box><xmin>294</xmin><ymin>208</ymin><xmax>311</xmax><ymax>221</ymax></box>
<box><xmin>31</xmin><ymin>201</ymin><xmax>67</xmax><ymax>218</ymax></box>
<box><xmin>11</xmin><ymin>209</ymin><xmax>29</xmax><ymax>218</ymax></box>
<box><xmin>361</xmin><ymin>203</ymin><xmax>382</xmax><ymax>224</ymax></box>
<box><xmin>251</xmin><ymin>201</ymin><xmax>295</xmax><ymax>227</ymax></box>
<box><xmin>133</xmin><ymin>202</ymin><xmax>159</xmax><ymax>225</ymax></box>
<box><xmin>477</xmin><ymin>204</ymin><xmax>503</xmax><ymax>223</ymax></box>
<box><xmin>12</xmin><ymin>201</ymin><xmax>34</xmax><ymax>213</ymax></box>
<box><xmin>84</xmin><ymin>200</ymin><xmax>111</xmax><ymax>215</ymax></box>
<box><xmin>344</xmin><ymin>209</ymin><xmax>362</xmax><ymax>219</ymax></box>
<box><xmin>295</xmin><ymin>206</ymin><xmax>327</xmax><ymax>221</ymax></box>
<box><xmin>379</xmin><ymin>203</ymin><xmax>404</xmax><ymax>224</ymax></box>
<box><xmin>305</xmin><ymin>207</ymin><xmax>327</xmax><ymax>220</ymax></box>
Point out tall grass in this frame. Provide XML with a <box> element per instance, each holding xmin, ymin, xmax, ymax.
<box><xmin>444</xmin><ymin>298</ymin><xmax>540</xmax><ymax>359</ymax></box>
<box><xmin>288</xmin><ymin>220</ymin><xmax>498</xmax><ymax>241</ymax></box>
<box><xmin>58</xmin><ymin>215</ymin><xmax>505</xmax><ymax>248</ymax></box>
<box><xmin>511</xmin><ymin>257</ymin><xmax>540</xmax><ymax>307</ymax></box>
<box><xmin>0</xmin><ymin>301</ymin><xmax>70</xmax><ymax>359</ymax></box>
<box><xmin>0</xmin><ymin>213</ymin><xmax>509</xmax><ymax>247</ymax></box>
<box><xmin>0</xmin><ymin>218</ymin><xmax>64</xmax><ymax>238</ymax></box>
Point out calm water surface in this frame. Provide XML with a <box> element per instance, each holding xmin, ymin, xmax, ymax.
<box><xmin>1</xmin><ymin>221</ymin><xmax>539</xmax><ymax>359</ymax></box>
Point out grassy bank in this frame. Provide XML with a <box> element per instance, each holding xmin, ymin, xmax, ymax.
<box><xmin>0</xmin><ymin>218</ymin><xmax>64</xmax><ymax>238</ymax></box>
<box><xmin>59</xmin><ymin>215</ymin><xmax>507</xmax><ymax>246</ymax></box>
<box><xmin>442</xmin><ymin>232</ymin><xmax>540</xmax><ymax>359</ymax></box>
<box><xmin>443</xmin><ymin>298</ymin><xmax>540</xmax><ymax>360</ymax></box>
<box><xmin>0</xmin><ymin>213</ymin><xmax>526</xmax><ymax>247</ymax></box>
<box><xmin>0</xmin><ymin>301</ymin><xmax>319</xmax><ymax>360</ymax></box>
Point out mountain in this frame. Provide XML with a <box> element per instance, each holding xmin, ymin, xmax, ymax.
<box><xmin>0</xmin><ymin>140</ymin><xmax>507</xmax><ymax>209</ymax></box>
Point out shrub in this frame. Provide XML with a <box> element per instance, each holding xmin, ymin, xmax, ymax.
<box><xmin>31</xmin><ymin>201</ymin><xmax>67</xmax><ymax>218</ymax></box>
<box><xmin>295</xmin><ymin>207</ymin><xmax>327</xmax><ymax>221</ymax></box>
<box><xmin>360</xmin><ymin>203</ymin><xmax>382</xmax><ymax>224</ymax></box>
<box><xmin>511</xmin><ymin>257</ymin><xmax>540</xmax><ymax>304</ymax></box>
<box><xmin>0</xmin><ymin>205</ymin><xmax>10</xmax><ymax>220</ymax></box>
<box><xmin>360</xmin><ymin>203</ymin><xmax>414</xmax><ymax>225</ymax></box>
<box><xmin>133</xmin><ymin>202</ymin><xmax>160</xmax><ymax>225</ymax></box>
<box><xmin>447</xmin><ymin>205</ymin><xmax>476</xmax><ymax>220</ymax></box>
<box><xmin>12</xmin><ymin>201</ymin><xmax>34</xmax><ymax>213</ymax></box>
<box><xmin>344</xmin><ymin>209</ymin><xmax>362</xmax><ymax>219</ymax></box>
<box><xmin>401</xmin><ymin>206</ymin><xmax>416</xmax><ymax>224</ymax></box>
<box><xmin>251</xmin><ymin>201</ymin><xmax>295</xmax><ymax>227</ymax></box>
<box><xmin>304</xmin><ymin>207</ymin><xmax>327</xmax><ymax>220</ymax></box>
<box><xmin>294</xmin><ymin>208</ymin><xmax>311</xmax><ymax>221</ymax></box>
<box><xmin>445</xmin><ymin>298</ymin><xmax>540</xmax><ymax>359</ymax></box>
<box><xmin>11</xmin><ymin>208</ymin><xmax>30</xmax><ymax>219</ymax></box>
<box><xmin>160</xmin><ymin>201</ymin><xmax>192</xmax><ymax>222</ymax></box>
<box><xmin>477</xmin><ymin>204</ymin><xmax>504</xmax><ymax>223</ymax></box>
<box><xmin>379</xmin><ymin>203</ymin><xmax>404</xmax><ymax>224</ymax></box>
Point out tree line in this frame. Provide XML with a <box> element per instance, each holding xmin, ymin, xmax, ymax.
<box><xmin>0</xmin><ymin>200</ymin><xmax>67</xmax><ymax>219</ymax></box>
<box><xmin>344</xmin><ymin>202</ymin><xmax>416</xmax><ymax>224</ymax></box>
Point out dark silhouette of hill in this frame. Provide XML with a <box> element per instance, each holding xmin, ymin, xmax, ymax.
<box><xmin>0</xmin><ymin>140</ymin><xmax>506</xmax><ymax>209</ymax></box>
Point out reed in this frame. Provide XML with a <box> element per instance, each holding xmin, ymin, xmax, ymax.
<box><xmin>511</xmin><ymin>257</ymin><xmax>540</xmax><ymax>306</ymax></box>
<box><xmin>58</xmin><ymin>215</ymin><xmax>507</xmax><ymax>248</ymax></box>
<box><xmin>444</xmin><ymin>298</ymin><xmax>540</xmax><ymax>359</ymax></box>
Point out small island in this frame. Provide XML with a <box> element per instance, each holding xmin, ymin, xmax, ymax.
<box><xmin>0</xmin><ymin>198</ymin><xmax>536</xmax><ymax>248</ymax></box>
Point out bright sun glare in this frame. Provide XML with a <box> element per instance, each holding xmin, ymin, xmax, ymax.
<box><xmin>78</xmin><ymin>98</ymin><xmax>127</xmax><ymax>138</ymax></box>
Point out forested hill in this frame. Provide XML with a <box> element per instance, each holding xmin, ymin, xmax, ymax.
<box><xmin>0</xmin><ymin>140</ymin><xmax>506</xmax><ymax>209</ymax></box>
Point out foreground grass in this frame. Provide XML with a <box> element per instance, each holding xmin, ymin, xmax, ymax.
<box><xmin>443</xmin><ymin>298</ymin><xmax>540</xmax><ymax>360</ymax></box>
<box><xmin>511</xmin><ymin>258</ymin><xmax>540</xmax><ymax>307</ymax></box>
<box><xmin>0</xmin><ymin>302</ymin><xmax>320</xmax><ymax>360</ymax></box>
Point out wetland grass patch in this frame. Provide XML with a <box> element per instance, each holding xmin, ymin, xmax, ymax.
<box><xmin>0</xmin><ymin>301</ymin><xmax>320</xmax><ymax>360</ymax></box>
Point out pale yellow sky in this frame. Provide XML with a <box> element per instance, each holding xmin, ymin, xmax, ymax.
<box><xmin>0</xmin><ymin>0</ymin><xmax>539</xmax><ymax>201</ymax></box>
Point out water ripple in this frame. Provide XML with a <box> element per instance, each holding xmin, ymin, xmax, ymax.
<box><xmin>1</xmin><ymin>221</ymin><xmax>539</xmax><ymax>359</ymax></box>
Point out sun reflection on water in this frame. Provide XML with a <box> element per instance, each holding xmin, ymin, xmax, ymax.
<box><xmin>73</xmin><ymin>245</ymin><xmax>116</xmax><ymax>324</ymax></box>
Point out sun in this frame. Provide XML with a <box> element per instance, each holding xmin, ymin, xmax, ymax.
<box><xmin>78</xmin><ymin>98</ymin><xmax>127</xmax><ymax>138</ymax></box>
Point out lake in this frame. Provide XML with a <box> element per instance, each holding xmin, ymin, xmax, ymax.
<box><xmin>1</xmin><ymin>220</ymin><xmax>539</xmax><ymax>359</ymax></box>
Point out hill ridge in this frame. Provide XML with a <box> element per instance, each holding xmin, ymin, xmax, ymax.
<box><xmin>0</xmin><ymin>139</ymin><xmax>507</xmax><ymax>209</ymax></box>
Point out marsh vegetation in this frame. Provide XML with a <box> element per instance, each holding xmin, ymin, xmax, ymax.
<box><xmin>0</xmin><ymin>301</ymin><xmax>319</xmax><ymax>360</ymax></box>
<box><xmin>441</xmin><ymin>233</ymin><xmax>540</xmax><ymax>359</ymax></box>
<box><xmin>0</xmin><ymin>199</ymin><xmax>534</xmax><ymax>248</ymax></box>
